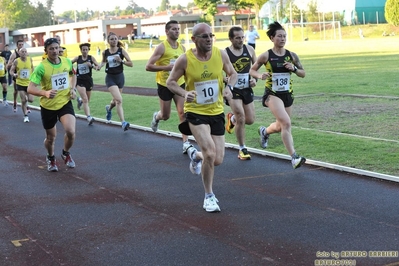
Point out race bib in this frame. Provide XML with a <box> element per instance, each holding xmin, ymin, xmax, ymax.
<box><xmin>19</xmin><ymin>69</ymin><xmax>30</xmax><ymax>79</ymax></box>
<box><xmin>107</xmin><ymin>55</ymin><xmax>121</xmax><ymax>68</ymax></box>
<box><xmin>234</xmin><ymin>73</ymin><xmax>250</xmax><ymax>89</ymax></box>
<box><xmin>51</xmin><ymin>72</ymin><xmax>69</xmax><ymax>90</ymax></box>
<box><xmin>78</xmin><ymin>63</ymin><xmax>90</xmax><ymax>75</ymax></box>
<box><xmin>168</xmin><ymin>59</ymin><xmax>177</xmax><ymax>74</ymax></box>
<box><xmin>0</xmin><ymin>63</ymin><xmax>4</xmax><ymax>71</ymax></box>
<box><xmin>272</xmin><ymin>73</ymin><xmax>291</xmax><ymax>92</ymax></box>
<box><xmin>194</xmin><ymin>79</ymin><xmax>219</xmax><ymax>104</ymax></box>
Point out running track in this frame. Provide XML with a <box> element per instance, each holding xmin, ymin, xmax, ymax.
<box><xmin>1</xmin><ymin>103</ymin><xmax>399</xmax><ymax>266</ymax></box>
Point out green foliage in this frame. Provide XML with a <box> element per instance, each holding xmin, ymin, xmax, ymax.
<box><xmin>159</xmin><ymin>0</ymin><xmax>170</xmax><ymax>11</ymax></box>
<box><xmin>385</xmin><ymin>0</ymin><xmax>399</xmax><ymax>26</ymax></box>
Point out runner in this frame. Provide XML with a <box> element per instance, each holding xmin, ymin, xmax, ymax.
<box><xmin>27</xmin><ymin>37</ymin><xmax>77</xmax><ymax>172</ymax></box>
<box><xmin>7</xmin><ymin>40</ymin><xmax>24</xmax><ymax>112</ymax></box>
<box><xmin>9</xmin><ymin>48</ymin><xmax>34</xmax><ymax>122</ymax></box>
<box><xmin>250</xmin><ymin>22</ymin><xmax>306</xmax><ymax>169</ymax></box>
<box><xmin>224</xmin><ymin>26</ymin><xmax>257</xmax><ymax>160</ymax></box>
<box><xmin>98</xmin><ymin>32</ymin><xmax>133</xmax><ymax>131</ymax></box>
<box><xmin>71</xmin><ymin>43</ymin><xmax>100</xmax><ymax>125</ymax></box>
<box><xmin>0</xmin><ymin>54</ymin><xmax>7</xmax><ymax>106</ymax></box>
<box><xmin>145</xmin><ymin>20</ymin><xmax>192</xmax><ymax>153</ymax></box>
<box><xmin>166</xmin><ymin>23</ymin><xmax>237</xmax><ymax>212</ymax></box>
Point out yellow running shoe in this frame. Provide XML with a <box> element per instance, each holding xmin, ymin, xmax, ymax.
<box><xmin>225</xmin><ymin>112</ymin><xmax>235</xmax><ymax>134</ymax></box>
<box><xmin>238</xmin><ymin>148</ymin><xmax>251</xmax><ymax>160</ymax></box>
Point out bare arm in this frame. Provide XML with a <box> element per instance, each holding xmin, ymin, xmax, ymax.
<box><xmin>246</xmin><ymin>45</ymin><xmax>258</xmax><ymax>87</ymax></box>
<box><xmin>290</xmin><ymin>51</ymin><xmax>305</xmax><ymax>78</ymax></box>
<box><xmin>71</xmin><ymin>56</ymin><xmax>78</xmax><ymax>64</ymax></box>
<box><xmin>166</xmin><ymin>54</ymin><xmax>190</xmax><ymax>100</ymax></box>
<box><xmin>145</xmin><ymin>43</ymin><xmax>172</xmax><ymax>72</ymax></box>
<box><xmin>249</xmin><ymin>52</ymin><xmax>270</xmax><ymax>81</ymax></box>
<box><xmin>9</xmin><ymin>60</ymin><xmax>17</xmax><ymax>77</ymax></box>
<box><xmin>7</xmin><ymin>53</ymin><xmax>16</xmax><ymax>68</ymax></box>
<box><xmin>27</xmin><ymin>81</ymin><xmax>53</xmax><ymax>98</ymax></box>
<box><xmin>121</xmin><ymin>49</ymin><xmax>133</xmax><ymax>67</ymax></box>
<box><xmin>221</xmin><ymin>49</ymin><xmax>237</xmax><ymax>101</ymax></box>
<box><xmin>91</xmin><ymin>56</ymin><xmax>101</xmax><ymax>70</ymax></box>
<box><xmin>98</xmin><ymin>50</ymin><xmax>107</xmax><ymax>70</ymax></box>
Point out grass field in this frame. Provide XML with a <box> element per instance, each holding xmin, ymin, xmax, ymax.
<box><xmin>12</xmin><ymin>25</ymin><xmax>399</xmax><ymax>176</ymax></box>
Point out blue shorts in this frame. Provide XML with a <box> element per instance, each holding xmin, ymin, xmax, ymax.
<box><xmin>105</xmin><ymin>73</ymin><xmax>124</xmax><ymax>89</ymax></box>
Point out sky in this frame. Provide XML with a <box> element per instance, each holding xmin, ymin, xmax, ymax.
<box><xmin>51</xmin><ymin>0</ymin><xmax>191</xmax><ymax>15</ymax></box>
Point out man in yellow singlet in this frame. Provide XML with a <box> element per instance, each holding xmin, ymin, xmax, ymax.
<box><xmin>166</xmin><ymin>23</ymin><xmax>238</xmax><ymax>213</ymax></box>
<box><xmin>146</xmin><ymin>20</ymin><xmax>193</xmax><ymax>154</ymax></box>
<box><xmin>9</xmin><ymin>48</ymin><xmax>34</xmax><ymax>122</ymax></box>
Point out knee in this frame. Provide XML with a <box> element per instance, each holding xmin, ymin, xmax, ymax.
<box><xmin>279</xmin><ymin>119</ymin><xmax>292</xmax><ymax>130</ymax></box>
<box><xmin>246</xmin><ymin>117</ymin><xmax>255</xmax><ymax>125</ymax></box>
<box><xmin>44</xmin><ymin>135</ymin><xmax>56</xmax><ymax>144</ymax></box>
<box><xmin>214</xmin><ymin>156</ymin><xmax>224</xmax><ymax>166</ymax></box>
<box><xmin>235</xmin><ymin>113</ymin><xmax>246</xmax><ymax>125</ymax></box>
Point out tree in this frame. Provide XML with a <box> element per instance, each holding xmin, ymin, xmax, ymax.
<box><xmin>24</xmin><ymin>2</ymin><xmax>53</xmax><ymax>27</ymax></box>
<box><xmin>246</xmin><ymin>0</ymin><xmax>269</xmax><ymax>29</ymax></box>
<box><xmin>0</xmin><ymin>0</ymin><xmax>34</xmax><ymax>29</ymax></box>
<box><xmin>160</xmin><ymin>0</ymin><xmax>170</xmax><ymax>11</ymax></box>
<box><xmin>225</xmin><ymin>0</ymin><xmax>254</xmax><ymax>25</ymax></box>
<box><xmin>193</xmin><ymin>0</ymin><xmax>221</xmax><ymax>29</ymax></box>
<box><xmin>385</xmin><ymin>0</ymin><xmax>399</xmax><ymax>26</ymax></box>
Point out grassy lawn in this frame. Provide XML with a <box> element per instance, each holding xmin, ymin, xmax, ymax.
<box><xmin>20</xmin><ymin>25</ymin><xmax>399</xmax><ymax>176</ymax></box>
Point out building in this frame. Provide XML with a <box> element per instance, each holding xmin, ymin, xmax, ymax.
<box><xmin>0</xmin><ymin>5</ymin><xmax>257</xmax><ymax>51</ymax></box>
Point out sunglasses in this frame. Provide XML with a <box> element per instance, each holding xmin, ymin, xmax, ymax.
<box><xmin>195</xmin><ymin>33</ymin><xmax>215</xmax><ymax>39</ymax></box>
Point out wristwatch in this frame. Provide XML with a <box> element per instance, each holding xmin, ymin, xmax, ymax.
<box><xmin>293</xmin><ymin>66</ymin><xmax>298</xmax><ymax>72</ymax></box>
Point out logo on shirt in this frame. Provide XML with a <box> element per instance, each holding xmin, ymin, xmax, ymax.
<box><xmin>201</xmin><ymin>70</ymin><xmax>213</xmax><ymax>79</ymax></box>
<box><xmin>233</xmin><ymin>57</ymin><xmax>251</xmax><ymax>72</ymax></box>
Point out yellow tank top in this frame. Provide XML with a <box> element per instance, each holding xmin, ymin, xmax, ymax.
<box><xmin>30</xmin><ymin>57</ymin><xmax>73</xmax><ymax>110</ymax></box>
<box><xmin>156</xmin><ymin>40</ymin><xmax>185</xmax><ymax>86</ymax></box>
<box><xmin>0</xmin><ymin>57</ymin><xmax>5</xmax><ymax>77</ymax></box>
<box><xmin>184</xmin><ymin>46</ymin><xmax>224</xmax><ymax>116</ymax></box>
<box><xmin>15</xmin><ymin>57</ymin><xmax>32</xmax><ymax>86</ymax></box>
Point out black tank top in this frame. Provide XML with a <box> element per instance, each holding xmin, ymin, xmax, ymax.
<box><xmin>76</xmin><ymin>55</ymin><xmax>93</xmax><ymax>80</ymax></box>
<box><xmin>225</xmin><ymin>45</ymin><xmax>252</xmax><ymax>74</ymax></box>
<box><xmin>104</xmin><ymin>48</ymin><xmax>124</xmax><ymax>75</ymax></box>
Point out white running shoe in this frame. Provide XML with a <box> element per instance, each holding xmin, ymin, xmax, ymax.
<box><xmin>23</xmin><ymin>116</ymin><xmax>29</xmax><ymax>123</ymax></box>
<box><xmin>203</xmin><ymin>196</ymin><xmax>221</xmax><ymax>212</ymax></box>
<box><xmin>292</xmin><ymin>156</ymin><xmax>306</xmax><ymax>169</ymax></box>
<box><xmin>188</xmin><ymin>148</ymin><xmax>202</xmax><ymax>175</ymax></box>
<box><xmin>258</xmin><ymin>126</ymin><xmax>269</xmax><ymax>149</ymax></box>
<box><xmin>189</xmin><ymin>159</ymin><xmax>202</xmax><ymax>175</ymax></box>
<box><xmin>151</xmin><ymin>111</ymin><xmax>159</xmax><ymax>132</ymax></box>
<box><xmin>182</xmin><ymin>141</ymin><xmax>192</xmax><ymax>154</ymax></box>
<box><xmin>61</xmin><ymin>153</ymin><xmax>76</xmax><ymax>168</ymax></box>
<box><xmin>87</xmin><ymin>116</ymin><xmax>95</xmax><ymax>125</ymax></box>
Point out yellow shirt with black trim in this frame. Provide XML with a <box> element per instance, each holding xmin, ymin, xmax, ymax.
<box><xmin>30</xmin><ymin>57</ymin><xmax>73</xmax><ymax>110</ymax></box>
<box><xmin>15</xmin><ymin>57</ymin><xmax>33</xmax><ymax>86</ymax></box>
<box><xmin>0</xmin><ymin>57</ymin><xmax>6</xmax><ymax>77</ymax></box>
<box><xmin>156</xmin><ymin>40</ymin><xmax>185</xmax><ymax>87</ymax></box>
<box><xmin>184</xmin><ymin>46</ymin><xmax>224</xmax><ymax>116</ymax></box>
